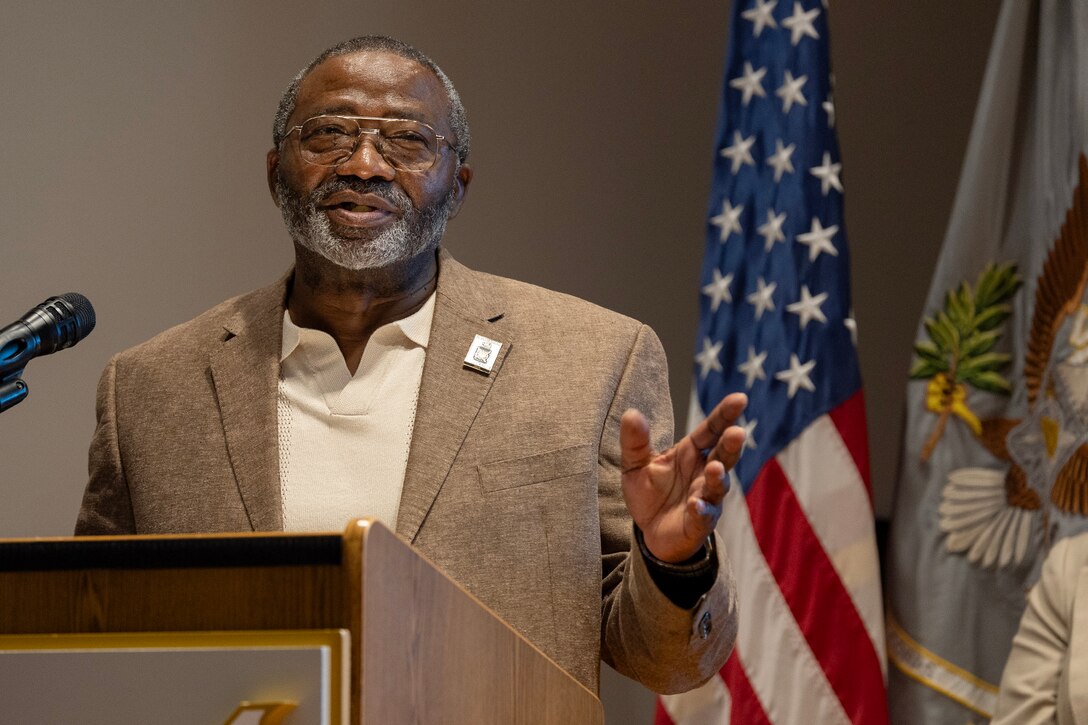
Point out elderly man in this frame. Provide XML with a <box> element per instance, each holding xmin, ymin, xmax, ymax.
<box><xmin>76</xmin><ymin>36</ymin><xmax>744</xmax><ymax>694</ymax></box>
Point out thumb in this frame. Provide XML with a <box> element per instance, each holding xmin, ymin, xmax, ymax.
<box><xmin>620</xmin><ymin>409</ymin><xmax>653</xmax><ymax>472</ymax></box>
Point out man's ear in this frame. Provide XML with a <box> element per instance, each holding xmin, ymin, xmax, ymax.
<box><xmin>447</xmin><ymin>163</ymin><xmax>473</xmax><ymax>219</ymax></box>
<box><xmin>266</xmin><ymin>148</ymin><xmax>281</xmax><ymax>206</ymax></box>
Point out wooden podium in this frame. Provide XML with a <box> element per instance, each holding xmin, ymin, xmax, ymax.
<box><xmin>0</xmin><ymin>519</ymin><xmax>603</xmax><ymax>724</ymax></box>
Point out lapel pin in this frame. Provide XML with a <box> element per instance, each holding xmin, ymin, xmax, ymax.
<box><xmin>464</xmin><ymin>334</ymin><xmax>502</xmax><ymax>374</ymax></box>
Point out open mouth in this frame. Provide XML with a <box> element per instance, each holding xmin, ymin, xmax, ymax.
<box><xmin>328</xmin><ymin>202</ymin><xmax>378</xmax><ymax>213</ymax></box>
<box><xmin>320</xmin><ymin>200</ymin><xmax>396</xmax><ymax>229</ymax></box>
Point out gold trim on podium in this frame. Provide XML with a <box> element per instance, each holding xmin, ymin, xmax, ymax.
<box><xmin>224</xmin><ymin>701</ymin><xmax>298</xmax><ymax>725</ymax></box>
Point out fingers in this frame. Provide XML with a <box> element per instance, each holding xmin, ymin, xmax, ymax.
<box><xmin>689</xmin><ymin>392</ymin><xmax>747</xmax><ymax>451</ymax></box>
<box><xmin>699</xmin><ymin>460</ymin><xmax>730</xmax><ymax>505</ymax></box>
<box><xmin>692</xmin><ymin>459</ymin><xmax>729</xmax><ymax>512</ymax></box>
<box><xmin>619</xmin><ymin>409</ymin><xmax>653</xmax><ymax>473</ymax></box>
<box><xmin>710</xmin><ymin>424</ymin><xmax>747</xmax><ymax>471</ymax></box>
<box><xmin>683</xmin><ymin>459</ymin><xmax>726</xmax><ymax>544</ymax></box>
<box><xmin>689</xmin><ymin>392</ymin><xmax>747</xmax><ymax>472</ymax></box>
<box><xmin>687</xmin><ymin>459</ymin><xmax>731</xmax><ymax>515</ymax></box>
<box><xmin>692</xmin><ymin>497</ymin><xmax>723</xmax><ymax>520</ymax></box>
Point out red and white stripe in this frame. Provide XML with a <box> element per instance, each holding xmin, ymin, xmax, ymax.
<box><xmin>658</xmin><ymin>390</ymin><xmax>888</xmax><ymax>725</ymax></box>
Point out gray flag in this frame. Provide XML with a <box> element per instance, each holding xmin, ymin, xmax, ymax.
<box><xmin>887</xmin><ymin>0</ymin><xmax>1088</xmax><ymax>722</ymax></box>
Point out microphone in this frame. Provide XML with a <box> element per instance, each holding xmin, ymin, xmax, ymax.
<box><xmin>0</xmin><ymin>293</ymin><xmax>96</xmax><ymax>413</ymax></box>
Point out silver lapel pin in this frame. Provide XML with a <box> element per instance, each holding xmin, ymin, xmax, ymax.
<box><xmin>463</xmin><ymin>334</ymin><xmax>502</xmax><ymax>374</ymax></box>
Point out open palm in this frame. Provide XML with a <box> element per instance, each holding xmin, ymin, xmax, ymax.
<box><xmin>620</xmin><ymin>392</ymin><xmax>747</xmax><ymax>563</ymax></box>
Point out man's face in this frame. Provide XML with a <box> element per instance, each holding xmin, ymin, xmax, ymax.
<box><xmin>268</xmin><ymin>51</ymin><xmax>471</xmax><ymax>270</ymax></box>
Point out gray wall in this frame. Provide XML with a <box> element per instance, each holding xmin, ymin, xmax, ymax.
<box><xmin>0</xmin><ymin>2</ymin><xmax>1000</xmax><ymax>721</ymax></box>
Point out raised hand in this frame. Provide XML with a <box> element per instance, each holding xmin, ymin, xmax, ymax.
<box><xmin>619</xmin><ymin>392</ymin><xmax>748</xmax><ymax>563</ymax></box>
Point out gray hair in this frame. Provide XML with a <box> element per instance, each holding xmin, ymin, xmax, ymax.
<box><xmin>272</xmin><ymin>36</ymin><xmax>471</xmax><ymax>164</ymax></box>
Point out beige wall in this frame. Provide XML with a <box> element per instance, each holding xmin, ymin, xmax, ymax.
<box><xmin>0</xmin><ymin>2</ymin><xmax>1000</xmax><ymax>721</ymax></box>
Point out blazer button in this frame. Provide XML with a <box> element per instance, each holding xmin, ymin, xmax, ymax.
<box><xmin>699</xmin><ymin>611</ymin><xmax>712</xmax><ymax>639</ymax></box>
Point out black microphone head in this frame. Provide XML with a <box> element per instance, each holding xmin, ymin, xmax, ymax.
<box><xmin>31</xmin><ymin>293</ymin><xmax>96</xmax><ymax>354</ymax></box>
<box><xmin>57</xmin><ymin>293</ymin><xmax>96</xmax><ymax>339</ymax></box>
<box><xmin>0</xmin><ymin>292</ymin><xmax>96</xmax><ymax>380</ymax></box>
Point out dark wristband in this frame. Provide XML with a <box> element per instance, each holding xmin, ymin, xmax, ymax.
<box><xmin>634</xmin><ymin>525</ymin><xmax>718</xmax><ymax>609</ymax></box>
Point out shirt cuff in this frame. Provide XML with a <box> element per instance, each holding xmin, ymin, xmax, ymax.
<box><xmin>634</xmin><ymin>525</ymin><xmax>719</xmax><ymax>610</ymax></box>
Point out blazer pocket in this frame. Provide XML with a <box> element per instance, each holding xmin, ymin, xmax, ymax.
<box><xmin>477</xmin><ymin>443</ymin><xmax>595</xmax><ymax>492</ymax></box>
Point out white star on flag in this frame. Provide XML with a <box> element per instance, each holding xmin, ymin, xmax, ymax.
<box><xmin>786</xmin><ymin>284</ymin><xmax>829</xmax><ymax>329</ymax></box>
<box><xmin>695</xmin><ymin>337</ymin><xmax>724</xmax><ymax>379</ymax></box>
<box><xmin>796</xmin><ymin>217</ymin><xmax>839</xmax><ymax>261</ymax></box>
<box><xmin>730</xmin><ymin>62</ymin><xmax>768</xmax><ymax>106</ymax></box>
<box><xmin>739</xmin><ymin>416</ymin><xmax>759</xmax><ymax>450</ymax></box>
<box><xmin>756</xmin><ymin>209</ymin><xmax>787</xmax><ymax>251</ymax></box>
<box><xmin>746</xmin><ymin>276</ymin><xmax>777</xmax><ymax>319</ymax></box>
<box><xmin>737</xmin><ymin>346</ymin><xmax>768</xmax><ymax>388</ymax></box>
<box><xmin>710</xmin><ymin>199</ymin><xmax>744</xmax><ymax>241</ymax></box>
<box><xmin>844</xmin><ymin>312</ymin><xmax>858</xmax><ymax>345</ymax></box>
<box><xmin>823</xmin><ymin>97</ymin><xmax>836</xmax><ymax>127</ymax></box>
<box><xmin>782</xmin><ymin>1</ymin><xmax>820</xmax><ymax>45</ymax></box>
<box><xmin>810</xmin><ymin>151</ymin><xmax>843</xmax><ymax>195</ymax></box>
<box><xmin>701</xmin><ymin>269</ymin><xmax>734</xmax><ymax>311</ymax></box>
<box><xmin>776</xmin><ymin>70</ymin><xmax>808</xmax><ymax>113</ymax></box>
<box><xmin>774</xmin><ymin>353</ymin><xmax>817</xmax><ymax>398</ymax></box>
<box><xmin>741</xmin><ymin>0</ymin><xmax>778</xmax><ymax>37</ymax></box>
<box><xmin>766</xmin><ymin>139</ymin><xmax>796</xmax><ymax>182</ymax></box>
<box><xmin>720</xmin><ymin>131</ymin><xmax>757</xmax><ymax>173</ymax></box>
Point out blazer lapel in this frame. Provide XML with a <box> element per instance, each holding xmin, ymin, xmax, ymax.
<box><xmin>397</xmin><ymin>251</ymin><xmax>510</xmax><ymax>542</ymax></box>
<box><xmin>208</xmin><ymin>278</ymin><xmax>288</xmax><ymax>532</ymax></box>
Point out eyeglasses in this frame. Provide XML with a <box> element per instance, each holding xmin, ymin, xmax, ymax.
<box><xmin>285</xmin><ymin>115</ymin><xmax>453</xmax><ymax>172</ymax></box>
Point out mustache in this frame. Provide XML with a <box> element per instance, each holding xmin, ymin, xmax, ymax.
<box><xmin>309</xmin><ymin>178</ymin><xmax>412</xmax><ymax>212</ymax></box>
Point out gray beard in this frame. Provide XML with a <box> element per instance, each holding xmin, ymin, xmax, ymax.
<box><xmin>275</xmin><ymin>175</ymin><xmax>454</xmax><ymax>270</ymax></box>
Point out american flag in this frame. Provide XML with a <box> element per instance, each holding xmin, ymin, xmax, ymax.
<box><xmin>656</xmin><ymin>2</ymin><xmax>889</xmax><ymax>723</ymax></box>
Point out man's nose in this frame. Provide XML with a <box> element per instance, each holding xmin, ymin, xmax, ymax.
<box><xmin>335</xmin><ymin>130</ymin><xmax>396</xmax><ymax>181</ymax></box>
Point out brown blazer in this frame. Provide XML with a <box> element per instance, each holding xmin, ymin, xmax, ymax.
<box><xmin>76</xmin><ymin>249</ymin><xmax>737</xmax><ymax>693</ymax></box>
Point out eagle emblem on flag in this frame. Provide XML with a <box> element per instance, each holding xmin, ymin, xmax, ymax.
<box><xmin>922</xmin><ymin>155</ymin><xmax>1088</xmax><ymax>571</ymax></box>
